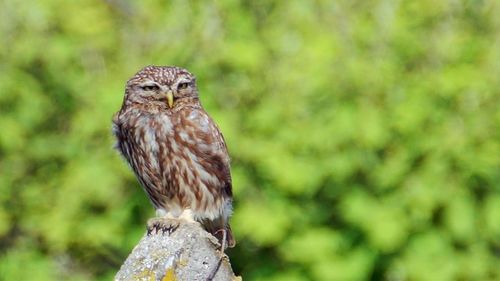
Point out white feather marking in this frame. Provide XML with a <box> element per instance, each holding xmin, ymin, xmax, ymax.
<box><xmin>171</xmin><ymin>141</ymin><xmax>178</xmax><ymax>152</ymax></box>
<box><xmin>187</xmin><ymin>111</ymin><xmax>198</xmax><ymax>121</ymax></box>
<box><xmin>179</xmin><ymin>131</ymin><xmax>189</xmax><ymax>142</ymax></box>
<box><xmin>156</xmin><ymin>208</ymin><xmax>170</xmax><ymax>217</ymax></box>
<box><xmin>199</xmin><ymin>114</ymin><xmax>210</xmax><ymax>132</ymax></box>
<box><xmin>159</xmin><ymin>114</ymin><xmax>173</xmax><ymax>132</ymax></box>
<box><xmin>142</xmin><ymin>127</ymin><xmax>159</xmax><ymax>170</ymax></box>
<box><xmin>144</xmin><ymin>127</ymin><xmax>158</xmax><ymax>152</ymax></box>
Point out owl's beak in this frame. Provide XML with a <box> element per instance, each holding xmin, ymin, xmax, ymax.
<box><xmin>166</xmin><ymin>91</ymin><xmax>174</xmax><ymax>108</ymax></box>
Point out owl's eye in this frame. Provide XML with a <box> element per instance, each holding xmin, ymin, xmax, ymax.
<box><xmin>177</xmin><ymin>82</ymin><xmax>190</xmax><ymax>90</ymax></box>
<box><xmin>141</xmin><ymin>84</ymin><xmax>160</xmax><ymax>91</ymax></box>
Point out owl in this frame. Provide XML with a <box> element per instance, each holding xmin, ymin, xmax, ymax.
<box><xmin>113</xmin><ymin>66</ymin><xmax>235</xmax><ymax>248</ymax></box>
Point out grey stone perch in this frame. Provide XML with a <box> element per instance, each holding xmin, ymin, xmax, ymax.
<box><xmin>115</xmin><ymin>218</ymin><xmax>240</xmax><ymax>281</ymax></box>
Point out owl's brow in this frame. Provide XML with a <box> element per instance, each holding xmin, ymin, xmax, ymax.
<box><xmin>139</xmin><ymin>80</ymin><xmax>160</xmax><ymax>86</ymax></box>
<box><xmin>176</xmin><ymin>76</ymin><xmax>193</xmax><ymax>84</ymax></box>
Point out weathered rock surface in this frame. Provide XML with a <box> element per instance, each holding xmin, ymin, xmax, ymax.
<box><xmin>115</xmin><ymin>218</ymin><xmax>238</xmax><ymax>281</ymax></box>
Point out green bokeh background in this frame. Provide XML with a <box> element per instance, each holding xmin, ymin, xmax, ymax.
<box><xmin>1</xmin><ymin>1</ymin><xmax>499</xmax><ymax>280</ymax></box>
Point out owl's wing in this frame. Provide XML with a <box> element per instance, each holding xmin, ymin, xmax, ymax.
<box><xmin>180</xmin><ymin>106</ymin><xmax>236</xmax><ymax>247</ymax></box>
<box><xmin>181</xmin><ymin>107</ymin><xmax>232</xmax><ymax>198</ymax></box>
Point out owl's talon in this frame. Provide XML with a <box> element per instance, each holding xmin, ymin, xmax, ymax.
<box><xmin>162</xmin><ymin>226</ymin><xmax>169</xmax><ymax>234</ymax></box>
<box><xmin>147</xmin><ymin>218</ymin><xmax>180</xmax><ymax>236</ymax></box>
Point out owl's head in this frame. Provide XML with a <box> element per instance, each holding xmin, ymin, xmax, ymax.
<box><xmin>124</xmin><ymin>65</ymin><xmax>199</xmax><ymax>109</ymax></box>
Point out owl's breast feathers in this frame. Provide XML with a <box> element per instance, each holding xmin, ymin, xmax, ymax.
<box><xmin>112</xmin><ymin>106</ymin><xmax>233</xmax><ymax>223</ymax></box>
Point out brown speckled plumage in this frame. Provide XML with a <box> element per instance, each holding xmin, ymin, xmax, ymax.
<box><xmin>113</xmin><ymin>65</ymin><xmax>235</xmax><ymax>247</ymax></box>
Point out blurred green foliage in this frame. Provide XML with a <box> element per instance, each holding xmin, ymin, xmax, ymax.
<box><xmin>0</xmin><ymin>0</ymin><xmax>499</xmax><ymax>280</ymax></box>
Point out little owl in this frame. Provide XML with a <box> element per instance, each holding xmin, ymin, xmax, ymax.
<box><xmin>113</xmin><ymin>66</ymin><xmax>235</xmax><ymax>248</ymax></box>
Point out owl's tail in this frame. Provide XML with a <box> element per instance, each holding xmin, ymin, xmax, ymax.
<box><xmin>204</xmin><ymin>220</ymin><xmax>236</xmax><ymax>249</ymax></box>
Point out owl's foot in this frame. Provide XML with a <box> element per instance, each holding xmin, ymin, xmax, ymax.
<box><xmin>178</xmin><ymin>209</ymin><xmax>196</xmax><ymax>223</ymax></box>
<box><xmin>147</xmin><ymin>218</ymin><xmax>180</xmax><ymax>236</ymax></box>
<box><xmin>156</xmin><ymin>208</ymin><xmax>197</xmax><ymax>223</ymax></box>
